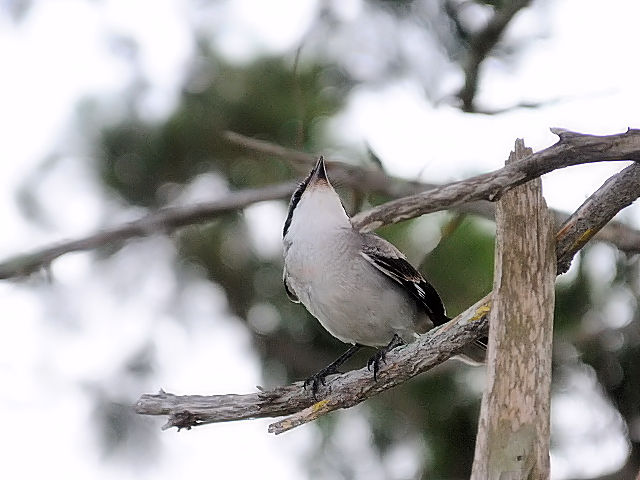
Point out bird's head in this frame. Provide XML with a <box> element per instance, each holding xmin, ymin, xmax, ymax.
<box><xmin>283</xmin><ymin>156</ymin><xmax>350</xmax><ymax>241</ymax></box>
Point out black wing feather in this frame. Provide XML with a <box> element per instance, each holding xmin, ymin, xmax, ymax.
<box><xmin>362</xmin><ymin>249</ymin><xmax>449</xmax><ymax>326</ymax></box>
<box><xmin>362</xmin><ymin>236</ymin><xmax>487</xmax><ymax>356</ymax></box>
<box><xmin>379</xmin><ymin>253</ymin><xmax>488</xmax><ymax>353</ymax></box>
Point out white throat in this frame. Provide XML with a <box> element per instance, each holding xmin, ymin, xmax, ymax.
<box><xmin>284</xmin><ymin>185</ymin><xmax>351</xmax><ymax>247</ymax></box>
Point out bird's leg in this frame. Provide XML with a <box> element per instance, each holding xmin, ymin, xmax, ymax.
<box><xmin>304</xmin><ymin>344</ymin><xmax>362</xmax><ymax>396</ymax></box>
<box><xmin>367</xmin><ymin>334</ymin><xmax>405</xmax><ymax>381</ymax></box>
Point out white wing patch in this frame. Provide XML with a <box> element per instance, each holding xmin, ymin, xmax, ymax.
<box><xmin>360</xmin><ymin>251</ymin><xmax>427</xmax><ymax>301</ymax></box>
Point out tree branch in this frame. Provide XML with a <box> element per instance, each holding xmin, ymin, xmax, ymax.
<box><xmin>456</xmin><ymin>0</ymin><xmax>532</xmax><ymax>112</ymax></box>
<box><xmin>553</xmin><ymin>162</ymin><xmax>640</xmax><ymax>273</ymax></box>
<box><xmin>223</xmin><ymin>130</ymin><xmax>446</xmax><ymax>200</ymax></box>
<box><xmin>0</xmin><ymin>182</ymin><xmax>297</xmax><ymax>279</ymax></box>
<box><xmin>226</xmin><ymin>129</ymin><xmax>640</xmax><ymax>254</ymax></box>
<box><xmin>1</xmin><ymin>129</ymin><xmax>638</xmax><ymax>280</ymax></box>
<box><xmin>135</xmin><ymin>294</ymin><xmax>491</xmax><ymax>433</ymax></box>
<box><xmin>135</xmin><ymin>138</ymin><xmax>640</xmax><ymax>434</ymax></box>
<box><xmin>351</xmin><ymin>128</ymin><xmax>640</xmax><ymax>232</ymax></box>
<box><xmin>556</xmin><ymin>162</ymin><xmax>640</xmax><ymax>273</ymax></box>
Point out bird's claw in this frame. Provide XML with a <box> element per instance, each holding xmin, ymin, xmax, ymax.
<box><xmin>367</xmin><ymin>334</ymin><xmax>404</xmax><ymax>382</ymax></box>
<box><xmin>303</xmin><ymin>365</ymin><xmax>338</xmax><ymax>397</ymax></box>
<box><xmin>367</xmin><ymin>350</ymin><xmax>387</xmax><ymax>381</ymax></box>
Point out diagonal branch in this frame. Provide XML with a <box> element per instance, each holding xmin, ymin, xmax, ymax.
<box><xmin>351</xmin><ymin>128</ymin><xmax>640</xmax><ymax>231</ymax></box>
<box><xmin>135</xmin><ymin>147</ymin><xmax>640</xmax><ymax>434</ymax></box>
<box><xmin>556</xmin><ymin>162</ymin><xmax>640</xmax><ymax>273</ymax></box>
<box><xmin>136</xmin><ymin>295</ymin><xmax>491</xmax><ymax>433</ymax></box>
<box><xmin>227</xmin><ymin>129</ymin><xmax>640</xmax><ymax>253</ymax></box>
<box><xmin>1</xmin><ymin>129</ymin><xmax>639</xmax><ymax>280</ymax></box>
<box><xmin>223</xmin><ymin>130</ymin><xmax>445</xmax><ymax>199</ymax></box>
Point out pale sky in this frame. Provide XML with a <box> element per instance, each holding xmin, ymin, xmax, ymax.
<box><xmin>0</xmin><ymin>1</ymin><xmax>638</xmax><ymax>479</ymax></box>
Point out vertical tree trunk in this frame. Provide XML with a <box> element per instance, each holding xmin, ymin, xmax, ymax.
<box><xmin>471</xmin><ymin>139</ymin><xmax>556</xmax><ymax>479</ymax></box>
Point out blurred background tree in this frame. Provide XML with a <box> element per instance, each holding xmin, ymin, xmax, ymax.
<box><xmin>1</xmin><ymin>1</ymin><xmax>639</xmax><ymax>479</ymax></box>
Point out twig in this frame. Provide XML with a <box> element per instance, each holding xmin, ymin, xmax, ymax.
<box><xmin>224</xmin><ymin>131</ymin><xmax>313</xmax><ymax>169</ymax></box>
<box><xmin>135</xmin><ymin>139</ymin><xmax>640</xmax><ymax>434</ymax></box>
<box><xmin>224</xmin><ymin>131</ymin><xmax>446</xmax><ymax>200</ymax></box>
<box><xmin>592</xmin><ymin>219</ymin><xmax>640</xmax><ymax>255</ymax></box>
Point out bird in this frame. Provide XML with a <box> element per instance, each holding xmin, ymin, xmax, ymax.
<box><xmin>282</xmin><ymin>156</ymin><xmax>484</xmax><ymax>393</ymax></box>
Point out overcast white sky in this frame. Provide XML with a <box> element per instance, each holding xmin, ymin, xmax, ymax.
<box><xmin>0</xmin><ymin>0</ymin><xmax>639</xmax><ymax>479</ymax></box>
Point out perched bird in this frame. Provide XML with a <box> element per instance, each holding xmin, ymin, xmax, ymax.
<box><xmin>282</xmin><ymin>156</ymin><xmax>483</xmax><ymax>393</ymax></box>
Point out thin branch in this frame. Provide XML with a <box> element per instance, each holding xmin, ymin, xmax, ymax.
<box><xmin>0</xmin><ymin>182</ymin><xmax>297</xmax><ymax>279</ymax></box>
<box><xmin>457</xmin><ymin>0</ymin><xmax>532</xmax><ymax>112</ymax></box>
<box><xmin>443</xmin><ymin>0</ymin><xmax>471</xmax><ymax>45</ymax></box>
<box><xmin>351</xmin><ymin>128</ymin><xmax>640</xmax><ymax>232</ymax></box>
<box><xmin>592</xmin><ymin>220</ymin><xmax>640</xmax><ymax>255</ymax></box>
<box><xmin>2</xmin><ymin>129</ymin><xmax>639</xmax><ymax>280</ymax></box>
<box><xmin>224</xmin><ymin>130</ymin><xmax>446</xmax><ymax>200</ymax></box>
<box><xmin>135</xmin><ymin>147</ymin><xmax>640</xmax><ymax>434</ymax></box>
<box><xmin>0</xmin><ymin>130</ymin><xmax>447</xmax><ymax>280</ymax></box>
<box><xmin>224</xmin><ymin>131</ymin><xmax>313</xmax><ymax>170</ymax></box>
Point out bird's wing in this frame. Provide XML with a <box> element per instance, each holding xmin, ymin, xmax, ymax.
<box><xmin>362</xmin><ymin>234</ymin><xmax>487</xmax><ymax>359</ymax></box>
<box><xmin>282</xmin><ymin>268</ymin><xmax>300</xmax><ymax>303</ymax></box>
<box><xmin>360</xmin><ymin>234</ymin><xmax>449</xmax><ymax>326</ymax></box>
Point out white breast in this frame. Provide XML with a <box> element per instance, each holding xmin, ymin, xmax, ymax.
<box><xmin>284</xmin><ymin>227</ymin><xmax>425</xmax><ymax>347</ymax></box>
<box><xmin>283</xmin><ymin>181</ymin><xmax>427</xmax><ymax>346</ymax></box>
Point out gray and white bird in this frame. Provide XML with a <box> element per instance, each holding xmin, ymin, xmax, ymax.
<box><xmin>283</xmin><ymin>156</ymin><xmax>482</xmax><ymax>392</ymax></box>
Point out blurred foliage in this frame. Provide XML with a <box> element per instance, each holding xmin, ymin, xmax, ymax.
<box><xmin>100</xmin><ymin>55</ymin><xmax>348</xmax><ymax>206</ymax></box>
<box><xmin>422</xmin><ymin>218</ymin><xmax>495</xmax><ymax>316</ymax></box>
<box><xmin>41</xmin><ymin>0</ymin><xmax>640</xmax><ymax>478</ymax></box>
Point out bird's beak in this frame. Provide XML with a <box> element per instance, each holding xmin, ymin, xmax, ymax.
<box><xmin>309</xmin><ymin>156</ymin><xmax>328</xmax><ymax>183</ymax></box>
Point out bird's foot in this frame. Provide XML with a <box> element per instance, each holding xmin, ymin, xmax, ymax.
<box><xmin>304</xmin><ymin>364</ymin><xmax>339</xmax><ymax>397</ymax></box>
<box><xmin>303</xmin><ymin>344</ymin><xmax>362</xmax><ymax>397</ymax></box>
<box><xmin>366</xmin><ymin>351</ymin><xmax>386</xmax><ymax>382</ymax></box>
<box><xmin>367</xmin><ymin>334</ymin><xmax>405</xmax><ymax>381</ymax></box>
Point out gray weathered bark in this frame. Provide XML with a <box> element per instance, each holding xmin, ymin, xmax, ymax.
<box><xmin>471</xmin><ymin>140</ymin><xmax>556</xmax><ymax>479</ymax></box>
<box><xmin>135</xmin><ymin>295</ymin><xmax>490</xmax><ymax>434</ymax></box>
